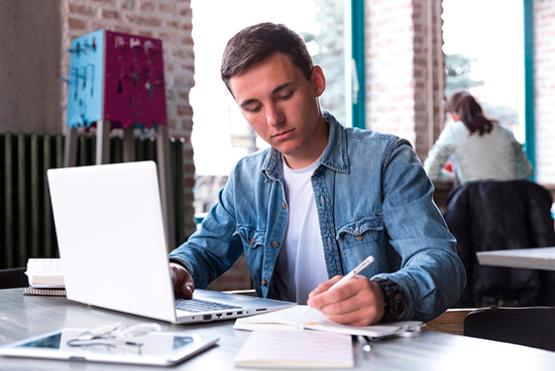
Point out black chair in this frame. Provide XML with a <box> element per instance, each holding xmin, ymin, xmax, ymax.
<box><xmin>464</xmin><ymin>307</ymin><xmax>555</xmax><ymax>352</ymax></box>
<box><xmin>444</xmin><ymin>180</ymin><xmax>555</xmax><ymax>307</ymax></box>
<box><xmin>0</xmin><ymin>267</ymin><xmax>29</xmax><ymax>289</ymax></box>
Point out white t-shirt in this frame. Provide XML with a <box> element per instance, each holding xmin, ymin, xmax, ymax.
<box><xmin>274</xmin><ymin>157</ymin><xmax>328</xmax><ymax>304</ymax></box>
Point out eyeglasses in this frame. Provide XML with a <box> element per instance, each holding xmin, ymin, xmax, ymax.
<box><xmin>66</xmin><ymin>322</ymin><xmax>162</xmax><ymax>354</ymax></box>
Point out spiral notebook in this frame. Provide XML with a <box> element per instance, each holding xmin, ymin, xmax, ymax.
<box><xmin>23</xmin><ymin>287</ymin><xmax>66</xmax><ymax>297</ymax></box>
<box><xmin>23</xmin><ymin>259</ymin><xmax>67</xmax><ymax>297</ymax></box>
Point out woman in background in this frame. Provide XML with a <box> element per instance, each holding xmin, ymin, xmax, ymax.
<box><xmin>424</xmin><ymin>91</ymin><xmax>532</xmax><ymax>184</ymax></box>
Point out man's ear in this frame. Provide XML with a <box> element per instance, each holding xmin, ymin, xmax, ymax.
<box><xmin>311</xmin><ymin>65</ymin><xmax>326</xmax><ymax>97</ymax></box>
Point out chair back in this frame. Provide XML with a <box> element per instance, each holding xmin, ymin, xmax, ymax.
<box><xmin>464</xmin><ymin>307</ymin><xmax>555</xmax><ymax>352</ymax></box>
<box><xmin>0</xmin><ymin>267</ymin><xmax>28</xmax><ymax>289</ymax></box>
<box><xmin>444</xmin><ymin>180</ymin><xmax>555</xmax><ymax>307</ymax></box>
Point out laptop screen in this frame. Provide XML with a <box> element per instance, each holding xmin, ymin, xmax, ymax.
<box><xmin>47</xmin><ymin>161</ymin><xmax>178</xmax><ymax>322</ymax></box>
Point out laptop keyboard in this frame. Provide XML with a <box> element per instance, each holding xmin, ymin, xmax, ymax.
<box><xmin>175</xmin><ymin>298</ymin><xmax>242</xmax><ymax>313</ymax></box>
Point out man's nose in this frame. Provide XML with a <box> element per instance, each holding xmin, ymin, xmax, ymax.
<box><xmin>266</xmin><ymin>104</ymin><xmax>285</xmax><ymax>127</ymax></box>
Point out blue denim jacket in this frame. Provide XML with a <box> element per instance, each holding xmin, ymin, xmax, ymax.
<box><xmin>170</xmin><ymin>113</ymin><xmax>466</xmax><ymax>321</ymax></box>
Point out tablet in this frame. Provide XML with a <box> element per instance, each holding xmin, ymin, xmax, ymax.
<box><xmin>0</xmin><ymin>328</ymin><xmax>219</xmax><ymax>366</ymax></box>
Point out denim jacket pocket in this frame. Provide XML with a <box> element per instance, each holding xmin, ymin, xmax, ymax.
<box><xmin>336</xmin><ymin>215</ymin><xmax>384</xmax><ymax>245</ymax></box>
<box><xmin>234</xmin><ymin>226</ymin><xmax>266</xmax><ymax>250</ymax></box>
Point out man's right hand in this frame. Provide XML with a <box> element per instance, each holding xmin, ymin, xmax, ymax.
<box><xmin>169</xmin><ymin>262</ymin><xmax>195</xmax><ymax>299</ymax></box>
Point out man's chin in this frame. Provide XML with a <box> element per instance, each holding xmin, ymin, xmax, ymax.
<box><xmin>272</xmin><ymin>143</ymin><xmax>297</xmax><ymax>156</ymax></box>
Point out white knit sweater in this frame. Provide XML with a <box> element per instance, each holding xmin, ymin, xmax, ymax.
<box><xmin>423</xmin><ymin>121</ymin><xmax>532</xmax><ymax>184</ymax></box>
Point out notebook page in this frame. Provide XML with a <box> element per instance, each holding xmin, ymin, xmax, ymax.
<box><xmin>304</xmin><ymin>320</ymin><xmax>424</xmax><ymax>338</ymax></box>
<box><xmin>234</xmin><ymin>305</ymin><xmax>325</xmax><ymax>331</ymax></box>
<box><xmin>234</xmin><ymin>330</ymin><xmax>353</xmax><ymax>368</ymax></box>
<box><xmin>234</xmin><ymin>305</ymin><xmax>423</xmax><ymax>338</ymax></box>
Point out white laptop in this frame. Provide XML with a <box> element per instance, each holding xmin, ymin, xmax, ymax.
<box><xmin>47</xmin><ymin>161</ymin><xmax>294</xmax><ymax>324</ymax></box>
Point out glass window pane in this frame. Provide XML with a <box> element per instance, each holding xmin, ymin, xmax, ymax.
<box><xmin>442</xmin><ymin>0</ymin><xmax>525</xmax><ymax>142</ymax></box>
<box><xmin>190</xmin><ymin>0</ymin><xmax>345</xmax><ymax>214</ymax></box>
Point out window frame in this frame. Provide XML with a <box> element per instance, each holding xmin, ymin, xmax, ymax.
<box><xmin>523</xmin><ymin>0</ymin><xmax>536</xmax><ymax>177</ymax></box>
<box><xmin>350</xmin><ymin>0</ymin><xmax>366</xmax><ymax>129</ymax></box>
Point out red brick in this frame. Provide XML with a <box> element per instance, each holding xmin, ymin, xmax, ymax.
<box><xmin>91</xmin><ymin>0</ymin><xmax>116</xmax><ymax>4</ymax></box>
<box><xmin>181</xmin><ymin>62</ymin><xmax>194</xmax><ymax>70</ymax></box>
<box><xmin>183</xmin><ymin>163</ymin><xmax>195</xmax><ymax>173</ymax></box>
<box><xmin>68</xmin><ymin>17</ymin><xmax>87</xmax><ymax>30</ymax></box>
<box><xmin>172</xmin><ymin>48</ymin><xmax>188</xmax><ymax>58</ymax></box>
<box><xmin>90</xmin><ymin>21</ymin><xmax>106</xmax><ymax>30</ymax></box>
<box><xmin>126</xmin><ymin>15</ymin><xmax>162</xmax><ymax>27</ymax></box>
<box><xmin>177</xmin><ymin>104</ymin><xmax>192</xmax><ymax>116</ymax></box>
<box><xmin>178</xmin><ymin>91</ymin><xmax>189</xmax><ymax>100</ymax></box>
<box><xmin>181</xmin><ymin>134</ymin><xmax>191</xmax><ymax>143</ymax></box>
<box><xmin>180</xmin><ymin>37</ymin><xmax>193</xmax><ymax>46</ymax></box>
<box><xmin>173</xmin><ymin>74</ymin><xmax>193</xmax><ymax>87</ymax></box>
<box><xmin>140</xmin><ymin>1</ymin><xmax>156</xmax><ymax>12</ymax></box>
<box><xmin>157</xmin><ymin>32</ymin><xmax>174</xmax><ymax>42</ymax></box>
<box><xmin>159</xmin><ymin>3</ymin><xmax>176</xmax><ymax>13</ymax></box>
<box><xmin>68</xmin><ymin>4</ymin><xmax>96</xmax><ymax>16</ymax></box>
<box><xmin>182</xmin><ymin>120</ymin><xmax>193</xmax><ymax>132</ymax></box>
<box><xmin>113</xmin><ymin>25</ymin><xmax>132</xmax><ymax>33</ymax></box>
<box><xmin>120</xmin><ymin>0</ymin><xmax>135</xmax><ymax>10</ymax></box>
<box><xmin>166</xmin><ymin>20</ymin><xmax>179</xmax><ymax>29</ymax></box>
<box><xmin>101</xmin><ymin>9</ymin><xmax>120</xmax><ymax>20</ymax></box>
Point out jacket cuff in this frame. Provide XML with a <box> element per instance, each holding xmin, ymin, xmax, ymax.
<box><xmin>372</xmin><ymin>277</ymin><xmax>406</xmax><ymax>322</ymax></box>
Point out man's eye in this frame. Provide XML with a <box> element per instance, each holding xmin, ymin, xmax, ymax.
<box><xmin>278</xmin><ymin>91</ymin><xmax>293</xmax><ymax>100</ymax></box>
<box><xmin>244</xmin><ymin>104</ymin><xmax>261</xmax><ymax>113</ymax></box>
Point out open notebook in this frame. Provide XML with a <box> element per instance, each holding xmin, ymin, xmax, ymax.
<box><xmin>234</xmin><ymin>305</ymin><xmax>424</xmax><ymax>338</ymax></box>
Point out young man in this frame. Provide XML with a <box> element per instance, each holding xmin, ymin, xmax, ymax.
<box><xmin>169</xmin><ymin>22</ymin><xmax>465</xmax><ymax>326</ymax></box>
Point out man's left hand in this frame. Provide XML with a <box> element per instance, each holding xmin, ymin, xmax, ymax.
<box><xmin>306</xmin><ymin>275</ymin><xmax>385</xmax><ymax>326</ymax></box>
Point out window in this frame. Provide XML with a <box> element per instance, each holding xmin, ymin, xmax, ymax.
<box><xmin>190</xmin><ymin>0</ymin><xmax>349</xmax><ymax>215</ymax></box>
<box><xmin>442</xmin><ymin>0</ymin><xmax>525</xmax><ymax>143</ymax></box>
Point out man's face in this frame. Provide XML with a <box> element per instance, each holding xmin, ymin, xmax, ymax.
<box><xmin>228</xmin><ymin>52</ymin><xmax>328</xmax><ymax>169</ymax></box>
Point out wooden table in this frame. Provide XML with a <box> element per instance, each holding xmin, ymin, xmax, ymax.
<box><xmin>1</xmin><ymin>288</ymin><xmax>555</xmax><ymax>370</ymax></box>
<box><xmin>477</xmin><ymin>247</ymin><xmax>555</xmax><ymax>271</ymax></box>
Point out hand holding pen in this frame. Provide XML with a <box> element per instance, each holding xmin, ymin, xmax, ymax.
<box><xmin>306</xmin><ymin>255</ymin><xmax>385</xmax><ymax>326</ymax></box>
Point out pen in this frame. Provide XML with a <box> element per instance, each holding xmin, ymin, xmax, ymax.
<box><xmin>331</xmin><ymin>255</ymin><xmax>375</xmax><ymax>289</ymax></box>
<box><xmin>357</xmin><ymin>335</ymin><xmax>372</xmax><ymax>354</ymax></box>
<box><xmin>298</xmin><ymin>255</ymin><xmax>375</xmax><ymax>319</ymax></box>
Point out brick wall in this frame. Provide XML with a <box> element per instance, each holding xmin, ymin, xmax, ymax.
<box><xmin>61</xmin><ymin>0</ymin><xmax>197</xmax><ymax>237</ymax></box>
<box><xmin>365</xmin><ymin>0</ymin><xmax>443</xmax><ymax>159</ymax></box>
<box><xmin>412</xmin><ymin>0</ymin><xmax>444</xmax><ymax>158</ymax></box>
<box><xmin>365</xmin><ymin>0</ymin><xmax>416</xmax><ymax>144</ymax></box>
<box><xmin>534</xmin><ymin>0</ymin><xmax>555</xmax><ymax>184</ymax></box>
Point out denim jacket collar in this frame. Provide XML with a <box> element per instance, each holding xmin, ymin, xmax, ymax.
<box><xmin>262</xmin><ymin>112</ymin><xmax>349</xmax><ymax>180</ymax></box>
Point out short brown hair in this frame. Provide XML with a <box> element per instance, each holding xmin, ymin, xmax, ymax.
<box><xmin>220</xmin><ymin>22</ymin><xmax>313</xmax><ymax>88</ymax></box>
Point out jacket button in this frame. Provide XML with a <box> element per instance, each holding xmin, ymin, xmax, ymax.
<box><xmin>261</xmin><ymin>279</ymin><xmax>268</xmax><ymax>286</ymax></box>
<box><xmin>271</xmin><ymin>241</ymin><xmax>279</xmax><ymax>248</ymax></box>
<box><xmin>281</xmin><ymin>202</ymin><xmax>287</xmax><ymax>209</ymax></box>
<box><xmin>355</xmin><ymin>235</ymin><xmax>363</xmax><ymax>241</ymax></box>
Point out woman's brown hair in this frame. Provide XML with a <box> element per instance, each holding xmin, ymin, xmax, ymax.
<box><xmin>447</xmin><ymin>91</ymin><xmax>497</xmax><ymax>136</ymax></box>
